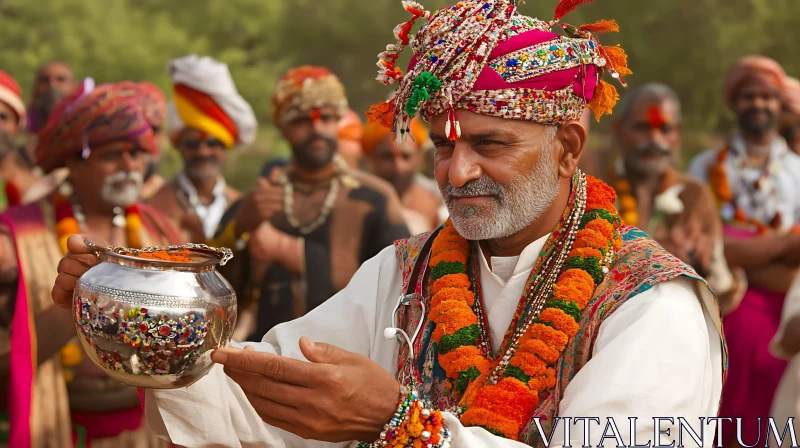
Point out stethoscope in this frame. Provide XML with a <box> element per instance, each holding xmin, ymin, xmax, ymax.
<box><xmin>382</xmin><ymin>246</ymin><xmax>432</xmax><ymax>384</ymax></box>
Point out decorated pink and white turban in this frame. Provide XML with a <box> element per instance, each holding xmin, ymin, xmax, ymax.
<box><xmin>366</xmin><ymin>0</ymin><xmax>630</xmax><ymax>140</ymax></box>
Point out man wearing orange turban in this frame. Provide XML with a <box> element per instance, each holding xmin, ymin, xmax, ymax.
<box><xmin>362</xmin><ymin>117</ymin><xmax>443</xmax><ymax>234</ymax></box>
<box><xmin>690</xmin><ymin>56</ymin><xmax>800</xmax><ymax>447</ymax></box>
<box><xmin>213</xmin><ymin>65</ymin><xmax>409</xmax><ymax>341</ymax></box>
<box><xmin>149</xmin><ymin>55</ymin><xmax>256</xmax><ymax>243</ymax></box>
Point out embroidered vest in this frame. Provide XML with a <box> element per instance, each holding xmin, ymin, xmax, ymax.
<box><xmin>393</xmin><ymin>225</ymin><xmax>727</xmax><ymax>447</ymax></box>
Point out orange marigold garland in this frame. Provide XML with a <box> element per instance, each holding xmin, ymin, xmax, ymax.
<box><xmin>425</xmin><ymin>173</ymin><xmax>620</xmax><ymax>440</ymax></box>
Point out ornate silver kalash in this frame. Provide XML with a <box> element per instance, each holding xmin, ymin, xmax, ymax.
<box><xmin>73</xmin><ymin>242</ymin><xmax>237</xmax><ymax>389</ymax></box>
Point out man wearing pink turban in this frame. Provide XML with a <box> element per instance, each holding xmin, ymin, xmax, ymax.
<box><xmin>780</xmin><ymin>77</ymin><xmax>800</xmax><ymax>155</ymax></box>
<box><xmin>690</xmin><ymin>56</ymin><xmax>800</xmax><ymax>446</ymax></box>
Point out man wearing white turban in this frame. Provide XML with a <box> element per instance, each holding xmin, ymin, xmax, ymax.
<box><xmin>148</xmin><ymin>55</ymin><xmax>257</xmax><ymax>243</ymax></box>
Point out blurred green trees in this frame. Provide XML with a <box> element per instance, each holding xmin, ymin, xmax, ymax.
<box><xmin>0</xmin><ymin>0</ymin><xmax>798</xmax><ymax>186</ymax></box>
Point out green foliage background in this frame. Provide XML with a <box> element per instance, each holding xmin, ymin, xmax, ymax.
<box><xmin>1</xmin><ymin>0</ymin><xmax>798</xmax><ymax>189</ymax></box>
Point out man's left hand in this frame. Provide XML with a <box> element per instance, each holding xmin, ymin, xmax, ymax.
<box><xmin>212</xmin><ymin>337</ymin><xmax>400</xmax><ymax>443</ymax></box>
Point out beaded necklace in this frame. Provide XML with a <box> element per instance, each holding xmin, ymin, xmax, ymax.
<box><xmin>426</xmin><ymin>172</ymin><xmax>621</xmax><ymax>440</ymax></box>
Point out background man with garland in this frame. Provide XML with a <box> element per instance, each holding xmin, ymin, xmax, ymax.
<box><xmin>689</xmin><ymin>55</ymin><xmax>800</xmax><ymax>448</ymax></box>
<box><xmin>216</xmin><ymin>65</ymin><xmax>409</xmax><ymax>341</ymax></box>
<box><xmin>610</xmin><ymin>83</ymin><xmax>745</xmax><ymax>315</ymax></box>
<box><xmin>53</xmin><ymin>0</ymin><xmax>725</xmax><ymax>446</ymax></box>
<box><xmin>1</xmin><ymin>80</ymin><xmax>181</xmax><ymax>447</ymax></box>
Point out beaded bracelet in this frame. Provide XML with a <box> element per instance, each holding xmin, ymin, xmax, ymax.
<box><xmin>358</xmin><ymin>390</ymin><xmax>451</xmax><ymax>448</ymax></box>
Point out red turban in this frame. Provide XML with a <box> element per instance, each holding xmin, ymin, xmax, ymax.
<box><xmin>36</xmin><ymin>79</ymin><xmax>156</xmax><ymax>173</ymax></box>
<box><xmin>138</xmin><ymin>81</ymin><xmax>167</xmax><ymax>131</ymax></box>
<box><xmin>0</xmin><ymin>70</ymin><xmax>26</xmax><ymax>127</ymax></box>
<box><xmin>723</xmin><ymin>55</ymin><xmax>786</xmax><ymax>107</ymax></box>
<box><xmin>272</xmin><ymin>66</ymin><xmax>349</xmax><ymax>125</ymax></box>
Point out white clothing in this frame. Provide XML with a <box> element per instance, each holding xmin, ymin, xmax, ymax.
<box><xmin>769</xmin><ymin>274</ymin><xmax>800</xmax><ymax>448</ymax></box>
<box><xmin>688</xmin><ymin>133</ymin><xmax>800</xmax><ymax>230</ymax></box>
<box><xmin>146</xmin><ymin>241</ymin><xmax>724</xmax><ymax>447</ymax></box>
<box><xmin>176</xmin><ymin>172</ymin><xmax>228</xmax><ymax>239</ymax></box>
<box><xmin>167</xmin><ymin>55</ymin><xmax>258</xmax><ymax>146</ymax></box>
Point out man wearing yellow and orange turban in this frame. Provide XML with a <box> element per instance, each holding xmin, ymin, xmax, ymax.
<box><xmin>149</xmin><ymin>55</ymin><xmax>256</xmax><ymax>243</ymax></box>
<box><xmin>362</xmin><ymin>117</ymin><xmax>443</xmax><ymax>234</ymax></box>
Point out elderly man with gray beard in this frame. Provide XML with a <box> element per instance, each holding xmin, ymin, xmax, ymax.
<box><xmin>0</xmin><ymin>80</ymin><xmax>182</xmax><ymax>447</ymax></box>
<box><xmin>53</xmin><ymin>1</ymin><xmax>725</xmax><ymax>446</ymax></box>
<box><xmin>609</xmin><ymin>83</ymin><xmax>745</xmax><ymax>315</ymax></box>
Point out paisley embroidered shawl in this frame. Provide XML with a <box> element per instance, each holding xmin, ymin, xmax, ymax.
<box><xmin>393</xmin><ymin>226</ymin><xmax>727</xmax><ymax>446</ymax></box>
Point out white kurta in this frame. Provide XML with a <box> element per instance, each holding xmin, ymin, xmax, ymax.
<box><xmin>145</xmin><ymin>239</ymin><xmax>724</xmax><ymax>448</ymax></box>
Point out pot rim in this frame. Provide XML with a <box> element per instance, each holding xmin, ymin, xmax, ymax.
<box><xmin>85</xmin><ymin>241</ymin><xmax>234</xmax><ymax>268</ymax></box>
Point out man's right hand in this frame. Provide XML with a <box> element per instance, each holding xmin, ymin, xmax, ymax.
<box><xmin>52</xmin><ymin>234</ymin><xmax>105</xmax><ymax>309</ymax></box>
<box><xmin>234</xmin><ymin>168</ymin><xmax>285</xmax><ymax>235</ymax></box>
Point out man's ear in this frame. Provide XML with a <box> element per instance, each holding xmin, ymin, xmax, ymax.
<box><xmin>556</xmin><ymin>120</ymin><xmax>587</xmax><ymax>179</ymax></box>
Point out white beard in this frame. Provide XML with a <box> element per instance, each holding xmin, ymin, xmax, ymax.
<box><xmin>101</xmin><ymin>171</ymin><xmax>144</xmax><ymax>208</ymax></box>
<box><xmin>443</xmin><ymin>127</ymin><xmax>560</xmax><ymax>241</ymax></box>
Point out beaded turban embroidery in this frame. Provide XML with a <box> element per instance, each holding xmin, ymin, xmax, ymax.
<box><xmin>367</xmin><ymin>0</ymin><xmax>631</xmax><ymax>140</ymax></box>
<box><xmin>36</xmin><ymin>80</ymin><xmax>156</xmax><ymax>173</ymax></box>
<box><xmin>272</xmin><ymin>66</ymin><xmax>349</xmax><ymax>126</ymax></box>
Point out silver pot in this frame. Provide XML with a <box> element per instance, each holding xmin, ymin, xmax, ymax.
<box><xmin>73</xmin><ymin>242</ymin><xmax>236</xmax><ymax>389</ymax></box>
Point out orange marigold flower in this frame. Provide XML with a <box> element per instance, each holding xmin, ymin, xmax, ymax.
<box><xmin>438</xmin><ymin>346</ymin><xmax>483</xmax><ymax>377</ymax></box>
<box><xmin>539</xmin><ymin>308</ymin><xmax>580</xmax><ymax>338</ymax></box>
<box><xmin>573</xmin><ymin>228</ymin><xmax>608</xmax><ymax>250</ymax></box>
<box><xmin>55</xmin><ymin>217</ymin><xmax>81</xmax><ymax>237</ymax></box>
<box><xmin>430</xmin><ymin>249</ymin><xmax>468</xmax><ymax>266</ymax></box>
<box><xmin>568</xmin><ymin>247</ymin><xmax>603</xmax><ymax>260</ymax></box>
<box><xmin>460</xmin><ymin>408</ymin><xmax>521</xmax><ymax>440</ymax></box>
<box><xmin>431</xmin><ymin>273</ymin><xmax>471</xmax><ymax>295</ymax></box>
<box><xmin>508</xmin><ymin>351</ymin><xmax>549</xmax><ymax>376</ymax></box>
<box><xmin>552</xmin><ymin>269</ymin><xmax>595</xmax><ymax>308</ymax></box>
<box><xmin>621</xmin><ymin>211</ymin><xmax>638</xmax><ymax>226</ymax></box>
<box><xmin>613</xmin><ymin>234</ymin><xmax>623</xmax><ymax>251</ymax></box>
<box><xmin>528</xmin><ymin>367</ymin><xmax>557</xmax><ymax>391</ymax></box>
<box><xmin>518</xmin><ymin>339</ymin><xmax>562</xmax><ymax>365</ymax></box>
<box><xmin>429</xmin><ymin>303</ymin><xmax>477</xmax><ymax>342</ymax></box>
<box><xmin>431</xmin><ymin>287</ymin><xmax>475</xmax><ymax>308</ymax></box>
<box><xmin>470</xmin><ymin>379</ymin><xmax>538</xmax><ymax>423</ymax></box>
<box><xmin>585</xmin><ymin>218</ymin><xmax>614</xmax><ymax>241</ymax></box>
<box><xmin>585</xmin><ymin>176</ymin><xmax>617</xmax><ymax>210</ymax></box>
<box><xmin>460</xmin><ymin>371</ymin><xmax>490</xmax><ymax>407</ymax></box>
<box><xmin>431</xmin><ymin>237</ymin><xmax>469</xmax><ymax>257</ymax></box>
<box><xmin>447</xmin><ymin>354</ymin><xmax>492</xmax><ymax>377</ymax></box>
<box><xmin>527</xmin><ymin>323</ymin><xmax>569</xmax><ymax>352</ymax></box>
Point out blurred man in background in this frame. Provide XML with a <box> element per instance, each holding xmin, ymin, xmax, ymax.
<box><xmin>148</xmin><ymin>55</ymin><xmax>256</xmax><ymax>243</ymax></box>
<box><xmin>612</xmin><ymin>83</ymin><xmax>745</xmax><ymax>313</ymax></box>
<box><xmin>0</xmin><ymin>80</ymin><xmax>180</xmax><ymax>447</ymax></box>
<box><xmin>337</xmin><ymin>109</ymin><xmax>365</xmax><ymax>170</ymax></box>
<box><xmin>217</xmin><ymin>66</ymin><xmax>408</xmax><ymax>341</ymax></box>
<box><xmin>0</xmin><ymin>70</ymin><xmax>38</xmax><ymax>210</ymax></box>
<box><xmin>781</xmin><ymin>77</ymin><xmax>800</xmax><ymax>155</ymax></box>
<box><xmin>362</xmin><ymin>117</ymin><xmax>442</xmax><ymax>234</ymax></box>
<box><xmin>689</xmin><ymin>55</ymin><xmax>800</xmax><ymax>447</ymax></box>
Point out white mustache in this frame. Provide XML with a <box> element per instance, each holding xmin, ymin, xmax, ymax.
<box><xmin>105</xmin><ymin>171</ymin><xmax>144</xmax><ymax>187</ymax></box>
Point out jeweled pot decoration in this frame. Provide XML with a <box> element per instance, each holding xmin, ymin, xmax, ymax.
<box><xmin>73</xmin><ymin>242</ymin><xmax>236</xmax><ymax>389</ymax></box>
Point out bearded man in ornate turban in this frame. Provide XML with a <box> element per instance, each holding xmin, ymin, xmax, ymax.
<box><xmin>55</xmin><ymin>1</ymin><xmax>724</xmax><ymax>446</ymax></box>
<box><xmin>147</xmin><ymin>55</ymin><xmax>256</xmax><ymax>243</ymax></box>
<box><xmin>0</xmin><ymin>80</ymin><xmax>181</xmax><ymax>447</ymax></box>
<box><xmin>688</xmin><ymin>56</ymin><xmax>800</xmax><ymax>446</ymax></box>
